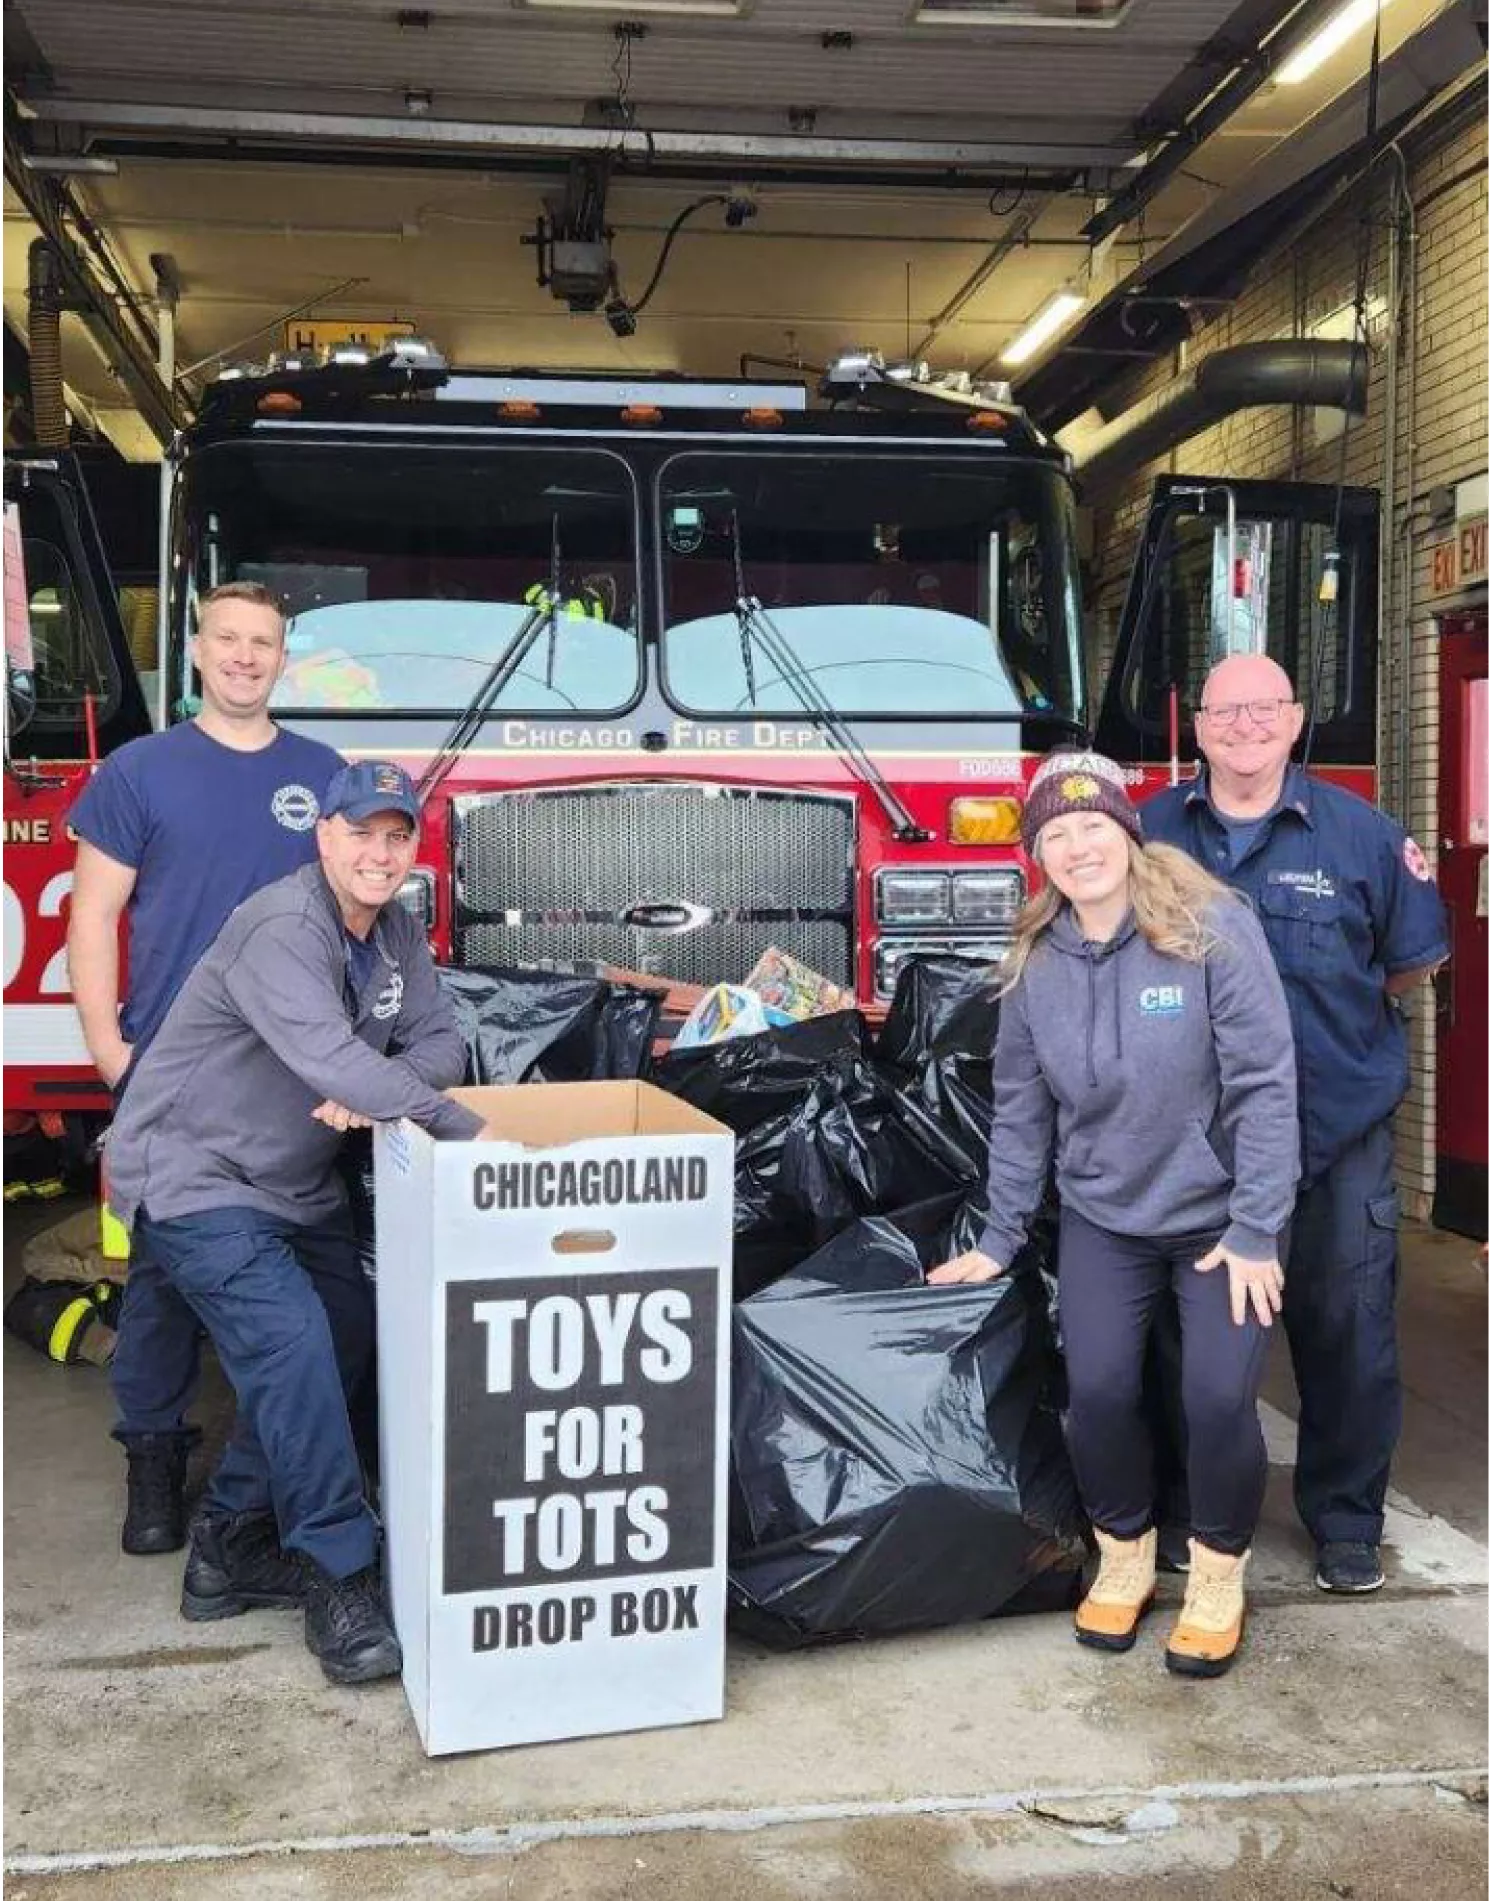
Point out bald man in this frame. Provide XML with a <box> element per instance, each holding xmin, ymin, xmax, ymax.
<box><xmin>1142</xmin><ymin>654</ymin><xmax>1448</xmax><ymax>1596</ymax></box>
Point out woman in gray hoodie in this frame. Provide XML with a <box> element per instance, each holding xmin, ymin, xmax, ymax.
<box><xmin>930</xmin><ymin>750</ymin><xmax>1298</xmax><ymax>1678</ymax></box>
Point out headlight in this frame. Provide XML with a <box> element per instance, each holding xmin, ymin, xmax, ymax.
<box><xmin>952</xmin><ymin>870</ymin><xmax>1024</xmax><ymax>924</ymax></box>
<box><xmin>394</xmin><ymin>870</ymin><xmax>435</xmax><ymax>929</ymax></box>
<box><xmin>876</xmin><ymin>871</ymin><xmax>951</xmax><ymax>924</ymax></box>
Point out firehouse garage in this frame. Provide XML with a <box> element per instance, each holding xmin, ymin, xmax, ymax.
<box><xmin>1</xmin><ymin>0</ymin><xmax>1485</xmax><ymax>1891</ymax></box>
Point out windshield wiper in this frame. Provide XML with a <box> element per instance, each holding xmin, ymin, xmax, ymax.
<box><xmin>734</xmin><ymin>591</ymin><xmax>933</xmax><ymax>844</ymax></box>
<box><xmin>416</xmin><ymin>596</ymin><xmax>556</xmax><ymax>804</ymax></box>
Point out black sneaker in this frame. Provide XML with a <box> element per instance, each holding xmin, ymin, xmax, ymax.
<box><xmin>303</xmin><ymin>1563</ymin><xmax>403</xmax><ymax>1685</ymax></box>
<box><xmin>117</xmin><ymin>1432</ymin><xmax>194</xmax><ymax>1556</ymax></box>
<box><xmin>1315</xmin><ymin>1540</ymin><xmax>1385</xmax><ymax>1594</ymax></box>
<box><xmin>1156</xmin><ymin>1524</ymin><xmax>1192</xmax><ymax>1575</ymax></box>
<box><xmin>180</xmin><ymin>1510</ymin><xmax>305</xmax><ymax>1622</ymax></box>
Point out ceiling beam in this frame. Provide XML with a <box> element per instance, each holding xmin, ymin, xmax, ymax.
<box><xmin>22</xmin><ymin>96</ymin><xmax>1136</xmax><ymax>177</ymax></box>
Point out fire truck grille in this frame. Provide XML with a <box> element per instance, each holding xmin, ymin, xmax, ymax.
<box><xmin>451</xmin><ymin>784</ymin><xmax>856</xmax><ymax>988</ymax></box>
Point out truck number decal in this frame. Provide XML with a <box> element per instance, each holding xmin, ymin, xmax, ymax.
<box><xmin>3</xmin><ymin>872</ymin><xmax>74</xmax><ymax>996</ymax></box>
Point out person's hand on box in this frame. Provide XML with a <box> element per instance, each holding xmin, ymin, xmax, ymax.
<box><xmin>926</xmin><ymin>1248</ymin><xmax>1005</xmax><ymax>1285</ymax></box>
<box><xmin>311</xmin><ymin>1098</ymin><xmax>374</xmax><ymax>1133</ymax></box>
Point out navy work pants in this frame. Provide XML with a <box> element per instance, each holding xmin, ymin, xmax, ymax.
<box><xmin>1059</xmin><ymin>1207</ymin><xmax>1272</xmax><ymax>1556</ymax></box>
<box><xmin>1283</xmin><ymin>1122</ymin><xmax>1401</xmax><ymax>1546</ymax></box>
<box><xmin>111</xmin><ymin>1225</ymin><xmax>204</xmax><ymax>1439</ymax></box>
<box><xmin>134</xmin><ymin>1205</ymin><xmax>377</xmax><ymax>1579</ymax></box>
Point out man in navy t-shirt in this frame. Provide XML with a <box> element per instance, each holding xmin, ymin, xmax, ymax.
<box><xmin>68</xmin><ymin>580</ymin><xmax>343</xmax><ymax>1559</ymax></box>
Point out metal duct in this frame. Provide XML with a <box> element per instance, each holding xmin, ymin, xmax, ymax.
<box><xmin>26</xmin><ymin>239</ymin><xmax>68</xmax><ymax>450</ymax></box>
<box><xmin>1067</xmin><ymin>339</ymin><xmax>1368</xmax><ymax>488</ymax></box>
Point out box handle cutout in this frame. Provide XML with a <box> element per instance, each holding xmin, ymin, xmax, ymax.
<box><xmin>551</xmin><ymin>1228</ymin><xmax>618</xmax><ymax>1256</ymax></box>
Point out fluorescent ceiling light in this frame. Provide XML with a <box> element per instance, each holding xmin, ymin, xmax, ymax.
<box><xmin>1276</xmin><ymin>0</ymin><xmax>1390</xmax><ymax>84</ymax></box>
<box><xmin>1001</xmin><ymin>289</ymin><xmax>1086</xmax><ymax>367</ymax></box>
<box><xmin>21</xmin><ymin>154</ymin><xmax>119</xmax><ymax>175</ymax></box>
<box><xmin>516</xmin><ymin>1</ymin><xmax>747</xmax><ymax>14</ymax></box>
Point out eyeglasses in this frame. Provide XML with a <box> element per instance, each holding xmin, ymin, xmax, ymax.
<box><xmin>1197</xmin><ymin>698</ymin><xmax>1295</xmax><ymax>727</ymax></box>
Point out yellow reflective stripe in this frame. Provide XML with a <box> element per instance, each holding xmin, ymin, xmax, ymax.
<box><xmin>100</xmin><ymin>1203</ymin><xmax>131</xmax><ymax>1262</ymax></box>
<box><xmin>47</xmin><ymin>1297</ymin><xmax>96</xmax><ymax>1364</ymax></box>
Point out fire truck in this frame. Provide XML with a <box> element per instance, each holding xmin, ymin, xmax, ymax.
<box><xmin>2</xmin><ymin>340</ymin><xmax>1379</xmax><ymax>1132</ymax></box>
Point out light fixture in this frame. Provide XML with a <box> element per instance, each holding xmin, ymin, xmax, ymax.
<box><xmin>1000</xmin><ymin>289</ymin><xmax>1086</xmax><ymax>368</ymax></box>
<box><xmin>21</xmin><ymin>155</ymin><xmax>120</xmax><ymax>175</ymax></box>
<box><xmin>515</xmin><ymin>0</ymin><xmax>746</xmax><ymax>12</ymax></box>
<box><xmin>1276</xmin><ymin>0</ymin><xmax>1392</xmax><ymax>85</ymax></box>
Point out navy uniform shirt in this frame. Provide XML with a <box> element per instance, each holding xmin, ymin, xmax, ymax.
<box><xmin>69</xmin><ymin>721</ymin><xmax>343</xmax><ymax>1060</ymax></box>
<box><xmin>1142</xmin><ymin>765</ymin><xmax>1449</xmax><ymax>1183</ymax></box>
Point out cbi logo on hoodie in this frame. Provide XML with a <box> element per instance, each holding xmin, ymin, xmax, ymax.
<box><xmin>1139</xmin><ymin>985</ymin><xmax>1185</xmax><ymax>1016</ymax></box>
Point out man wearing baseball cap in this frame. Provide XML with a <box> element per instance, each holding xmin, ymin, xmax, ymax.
<box><xmin>105</xmin><ymin>760</ymin><xmax>483</xmax><ymax>1687</ymax></box>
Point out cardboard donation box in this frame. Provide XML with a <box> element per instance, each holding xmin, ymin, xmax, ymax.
<box><xmin>374</xmin><ymin>1081</ymin><xmax>735</xmax><ymax>1757</ymax></box>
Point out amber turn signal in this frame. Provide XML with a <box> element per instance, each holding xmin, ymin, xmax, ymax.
<box><xmin>948</xmin><ymin>795</ymin><xmax>1023</xmax><ymax>845</ymax></box>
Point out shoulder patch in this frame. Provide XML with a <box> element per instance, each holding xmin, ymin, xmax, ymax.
<box><xmin>1403</xmin><ymin>837</ymin><xmax>1431</xmax><ymax>882</ymax></box>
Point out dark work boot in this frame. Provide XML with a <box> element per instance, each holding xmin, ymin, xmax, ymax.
<box><xmin>303</xmin><ymin>1562</ymin><xmax>403</xmax><ymax>1686</ymax></box>
<box><xmin>180</xmin><ymin>1510</ymin><xmax>305</xmax><ymax>1622</ymax></box>
<box><xmin>118</xmin><ymin>1432</ymin><xmax>194</xmax><ymax>1556</ymax></box>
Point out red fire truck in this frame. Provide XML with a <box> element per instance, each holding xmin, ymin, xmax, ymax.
<box><xmin>2</xmin><ymin>344</ymin><xmax>1380</xmax><ymax>1137</ymax></box>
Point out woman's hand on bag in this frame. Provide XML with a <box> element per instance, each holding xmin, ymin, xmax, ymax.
<box><xmin>1196</xmin><ymin>1242</ymin><xmax>1284</xmax><ymax>1327</ymax></box>
<box><xmin>927</xmin><ymin>1249</ymin><xmax>1005</xmax><ymax>1285</ymax></box>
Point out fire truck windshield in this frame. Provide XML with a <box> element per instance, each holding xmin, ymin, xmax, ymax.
<box><xmin>659</xmin><ymin>451</ymin><xmax>1084</xmax><ymax>723</ymax></box>
<box><xmin>176</xmin><ymin>439</ymin><xmax>641</xmax><ymax>716</ymax></box>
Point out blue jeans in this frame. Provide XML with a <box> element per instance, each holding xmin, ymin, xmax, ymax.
<box><xmin>135</xmin><ymin>1205</ymin><xmax>376</xmax><ymax>1578</ymax></box>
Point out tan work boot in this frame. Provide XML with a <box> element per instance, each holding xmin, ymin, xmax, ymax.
<box><xmin>1164</xmin><ymin>1540</ymin><xmax>1249</xmax><ymax>1678</ymax></box>
<box><xmin>1074</xmin><ymin>1527</ymin><xmax>1157</xmax><ymax>1652</ymax></box>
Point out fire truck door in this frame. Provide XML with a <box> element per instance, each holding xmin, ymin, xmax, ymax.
<box><xmin>1094</xmin><ymin>474</ymin><xmax>1379</xmax><ymax>780</ymax></box>
<box><xmin>1433</xmin><ymin>608</ymin><xmax>1488</xmax><ymax>1240</ymax></box>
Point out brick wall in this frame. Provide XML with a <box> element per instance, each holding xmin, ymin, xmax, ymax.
<box><xmin>1078</xmin><ymin>78</ymin><xmax>1487</xmax><ymax>1214</ymax></box>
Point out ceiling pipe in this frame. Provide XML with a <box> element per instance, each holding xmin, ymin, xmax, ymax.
<box><xmin>5</xmin><ymin>115</ymin><xmax>183</xmax><ymax>445</ymax></box>
<box><xmin>26</xmin><ymin>239</ymin><xmax>69</xmax><ymax>449</ymax></box>
<box><xmin>1063</xmin><ymin>337</ymin><xmax>1368</xmax><ymax>487</ymax></box>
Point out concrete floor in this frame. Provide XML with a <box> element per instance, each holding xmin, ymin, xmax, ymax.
<box><xmin>4</xmin><ymin>1200</ymin><xmax>1486</xmax><ymax>1898</ymax></box>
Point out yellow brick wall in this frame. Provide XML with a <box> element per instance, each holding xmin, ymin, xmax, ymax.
<box><xmin>1079</xmin><ymin>81</ymin><xmax>1487</xmax><ymax>1214</ymax></box>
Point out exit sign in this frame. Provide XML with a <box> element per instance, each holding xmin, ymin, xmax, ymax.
<box><xmin>1426</xmin><ymin>513</ymin><xmax>1488</xmax><ymax>601</ymax></box>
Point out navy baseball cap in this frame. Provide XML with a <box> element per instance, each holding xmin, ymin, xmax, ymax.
<box><xmin>321</xmin><ymin>760</ymin><xmax>421</xmax><ymax>825</ymax></box>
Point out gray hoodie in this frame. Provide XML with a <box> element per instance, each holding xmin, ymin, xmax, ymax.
<box><xmin>979</xmin><ymin>898</ymin><xmax>1298</xmax><ymax>1267</ymax></box>
<box><xmin>107</xmin><ymin>862</ymin><xmax>482</xmax><ymax>1228</ymax></box>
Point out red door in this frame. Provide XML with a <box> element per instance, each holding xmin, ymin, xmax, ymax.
<box><xmin>1434</xmin><ymin>608</ymin><xmax>1488</xmax><ymax>1239</ymax></box>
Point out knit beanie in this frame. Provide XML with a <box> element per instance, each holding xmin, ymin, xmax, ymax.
<box><xmin>1021</xmin><ymin>750</ymin><xmax>1144</xmax><ymax>854</ymax></box>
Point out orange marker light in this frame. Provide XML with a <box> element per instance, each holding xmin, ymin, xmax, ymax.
<box><xmin>743</xmin><ymin>407</ymin><xmax>785</xmax><ymax>429</ymax></box>
<box><xmin>497</xmin><ymin>401</ymin><xmax>542</xmax><ymax>420</ymax></box>
<box><xmin>966</xmin><ymin>410</ymin><xmax>1008</xmax><ymax>433</ymax></box>
<box><xmin>949</xmin><ymin>795</ymin><xmax>1023</xmax><ymax>845</ymax></box>
<box><xmin>621</xmin><ymin>404</ymin><xmax>663</xmax><ymax>425</ymax></box>
<box><xmin>257</xmin><ymin>391</ymin><xmax>303</xmax><ymax>415</ymax></box>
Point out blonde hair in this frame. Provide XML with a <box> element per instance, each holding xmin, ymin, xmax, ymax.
<box><xmin>997</xmin><ymin>838</ymin><xmax>1238</xmax><ymax>994</ymax></box>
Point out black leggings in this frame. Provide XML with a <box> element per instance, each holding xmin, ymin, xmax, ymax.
<box><xmin>1059</xmin><ymin>1206</ymin><xmax>1272</xmax><ymax>1556</ymax></box>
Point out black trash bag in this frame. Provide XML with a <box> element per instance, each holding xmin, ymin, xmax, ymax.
<box><xmin>437</xmin><ymin>967</ymin><xmax>661</xmax><ymax>1085</ymax></box>
<box><xmin>917</xmin><ymin>1050</ymin><xmax>996</xmax><ymax>1170</ymax></box>
<box><xmin>875</xmin><ymin>953</ymin><xmax>1001</xmax><ymax>1073</ymax></box>
<box><xmin>653</xmin><ymin>1011</ymin><xmax>868</xmax><ymax>1136</ymax></box>
<box><xmin>729</xmin><ymin>1196</ymin><xmax>1087</xmax><ymax>1648</ymax></box>
<box><xmin>877</xmin><ymin>955</ymin><xmax>1001</xmax><ymax>1166</ymax></box>
<box><xmin>728</xmin><ymin>1058</ymin><xmax>977</xmax><ymax>1298</ymax></box>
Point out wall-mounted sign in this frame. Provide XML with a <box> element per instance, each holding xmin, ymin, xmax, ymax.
<box><xmin>1426</xmin><ymin>513</ymin><xmax>1488</xmax><ymax>602</ymax></box>
<box><xmin>283</xmin><ymin>318</ymin><xmax>414</xmax><ymax>354</ymax></box>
